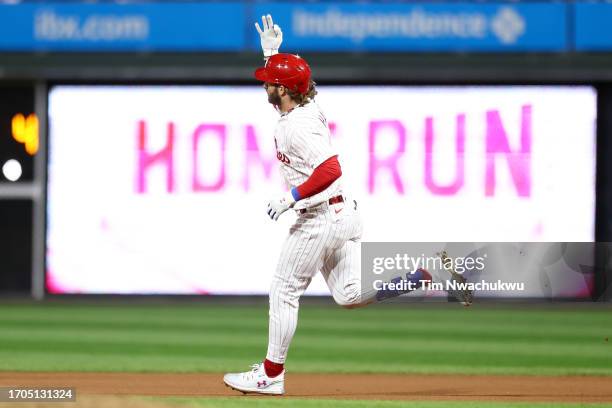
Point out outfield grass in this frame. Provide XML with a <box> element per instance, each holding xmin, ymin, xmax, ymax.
<box><xmin>0</xmin><ymin>302</ymin><xmax>611</xmax><ymax>375</ymax></box>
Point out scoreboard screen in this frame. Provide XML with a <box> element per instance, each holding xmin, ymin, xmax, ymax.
<box><xmin>46</xmin><ymin>85</ymin><xmax>596</xmax><ymax>296</ymax></box>
<box><xmin>0</xmin><ymin>85</ymin><xmax>36</xmax><ymax>183</ymax></box>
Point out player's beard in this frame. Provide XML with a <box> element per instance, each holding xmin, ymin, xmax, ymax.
<box><xmin>268</xmin><ymin>88</ymin><xmax>282</xmax><ymax>106</ymax></box>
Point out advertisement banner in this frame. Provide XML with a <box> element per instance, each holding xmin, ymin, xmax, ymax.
<box><xmin>0</xmin><ymin>3</ymin><xmax>245</xmax><ymax>51</ymax></box>
<box><xmin>252</xmin><ymin>2</ymin><xmax>568</xmax><ymax>52</ymax></box>
<box><xmin>46</xmin><ymin>85</ymin><xmax>596</xmax><ymax>295</ymax></box>
<box><xmin>575</xmin><ymin>2</ymin><xmax>612</xmax><ymax>51</ymax></box>
<box><xmin>0</xmin><ymin>2</ymin><xmax>568</xmax><ymax>52</ymax></box>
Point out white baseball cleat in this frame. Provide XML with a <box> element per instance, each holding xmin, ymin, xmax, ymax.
<box><xmin>223</xmin><ymin>363</ymin><xmax>285</xmax><ymax>395</ymax></box>
<box><xmin>438</xmin><ymin>251</ymin><xmax>474</xmax><ymax>307</ymax></box>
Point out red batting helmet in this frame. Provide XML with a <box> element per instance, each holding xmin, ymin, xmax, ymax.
<box><xmin>254</xmin><ymin>53</ymin><xmax>311</xmax><ymax>95</ymax></box>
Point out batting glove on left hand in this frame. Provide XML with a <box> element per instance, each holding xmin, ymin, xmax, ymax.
<box><xmin>255</xmin><ymin>14</ymin><xmax>283</xmax><ymax>58</ymax></box>
<box><xmin>267</xmin><ymin>192</ymin><xmax>295</xmax><ymax>221</ymax></box>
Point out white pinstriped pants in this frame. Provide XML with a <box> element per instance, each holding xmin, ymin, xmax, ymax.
<box><xmin>266</xmin><ymin>199</ymin><xmax>367</xmax><ymax>364</ymax></box>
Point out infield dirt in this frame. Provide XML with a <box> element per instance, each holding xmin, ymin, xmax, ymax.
<box><xmin>1</xmin><ymin>372</ymin><xmax>611</xmax><ymax>404</ymax></box>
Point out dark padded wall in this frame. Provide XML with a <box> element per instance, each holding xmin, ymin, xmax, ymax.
<box><xmin>0</xmin><ymin>200</ymin><xmax>32</xmax><ymax>293</ymax></box>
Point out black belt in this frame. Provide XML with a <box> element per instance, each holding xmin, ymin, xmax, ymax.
<box><xmin>299</xmin><ymin>195</ymin><xmax>344</xmax><ymax>214</ymax></box>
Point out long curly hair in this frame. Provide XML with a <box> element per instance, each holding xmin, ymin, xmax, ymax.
<box><xmin>287</xmin><ymin>80</ymin><xmax>318</xmax><ymax>106</ymax></box>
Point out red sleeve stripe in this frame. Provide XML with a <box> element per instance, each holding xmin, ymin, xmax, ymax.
<box><xmin>294</xmin><ymin>155</ymin><xmax>342</xmax><ymax>200</ymax></box>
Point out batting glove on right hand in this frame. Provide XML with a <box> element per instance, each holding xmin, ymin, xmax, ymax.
<box><xmin>255</xmin><ymin>14</ymin><xmax>283</xmax><ymax>58</ymax></box>
<box><xmin>266</xmin><ymin>192</ymin><xmax>295</xmax><ymax>221</ymax></box>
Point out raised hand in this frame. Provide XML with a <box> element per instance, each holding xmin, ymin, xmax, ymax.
<box><xmin>255</xmin><ymin>14</ymin><xmax>283</xmax><ymax>57</ymax></box>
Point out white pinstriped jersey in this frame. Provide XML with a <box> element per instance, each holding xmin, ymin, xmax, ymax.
<box><xmin>266</xmin><ymin>100</ymin><xmax>364</xmax><ymax>366</ymax></box>
<box><xmin>274</xmin><ymin>101</ymin><xmax>342</xmax><ymax>210</ymax></box>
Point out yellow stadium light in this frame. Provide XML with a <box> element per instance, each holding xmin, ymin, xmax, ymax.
<box><xmin>11</xmin><ymin>113</ymin><xmax>39</xmax><ymax>155</ymax></box>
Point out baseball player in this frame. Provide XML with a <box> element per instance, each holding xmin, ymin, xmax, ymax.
<box><xmin>223</xmin><ymin>15</ymin><xmax>472</xmax><ymax>396</ymax></box>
